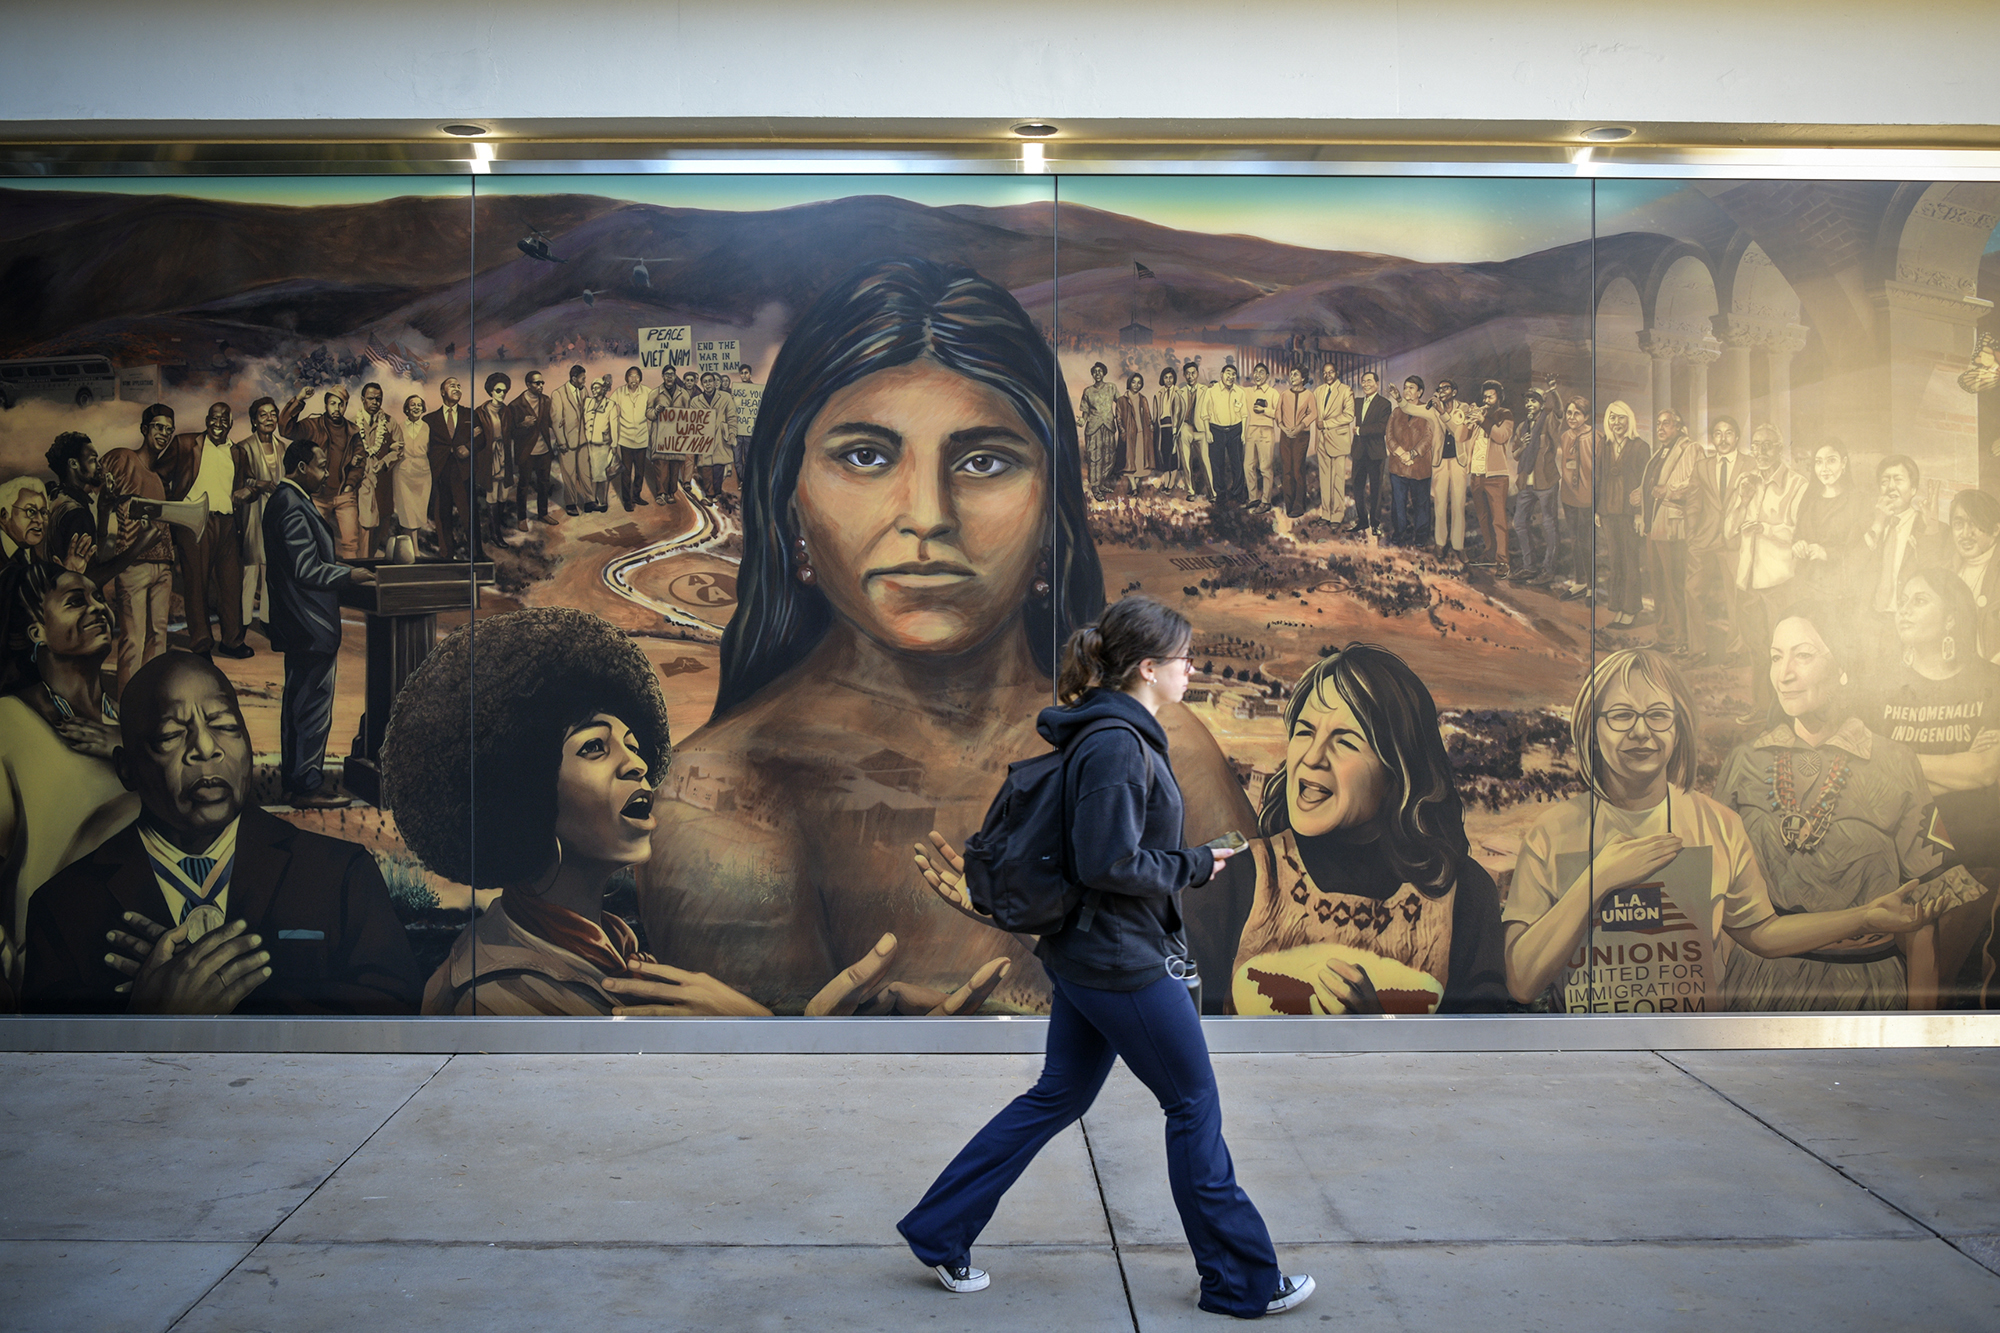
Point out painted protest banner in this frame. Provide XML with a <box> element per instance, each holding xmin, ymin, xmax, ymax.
<box><xmin>1551</xmin><ymin>847</ymin><xmax>1716</xmax><ymax>1013</ymax></box>
<box><xmin>654</xmin><ymin>399</ymin><xmax>719</xmax><ymax>456</ymax></box>
<box><xmin>639</xmin><ymin>326</ymin><xmax>693</xmax><ymax>373</ymax></box>
<box><xmin>696</xmin><ymin>339</ymin><xmax>740</xmax><ymax>377</ymax></box>
<box><xmin>731</xmin><ymin>382</ymin><xmax>764</xmax><ymax>436</ymax></box>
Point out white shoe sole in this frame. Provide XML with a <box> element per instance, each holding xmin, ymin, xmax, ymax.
<box><xmin>932</xmin><ymin>1264</ymin><xmax>990</xmax><ymax>1294</ymax></box>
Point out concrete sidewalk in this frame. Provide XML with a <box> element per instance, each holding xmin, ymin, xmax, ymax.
<box><xmin>3</xmin><ymin>1049</ymin><xmax>1997</xmax><ymax>1331</ymax></box>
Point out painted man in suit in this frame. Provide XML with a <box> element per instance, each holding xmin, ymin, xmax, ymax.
<box><xmin>165</xmin><ymin>401</ymin><xmax>255</xmax><ymax>659</ymax></box>
<box><xmin>550</xmin><ymin>363</ymin><xmax>592</xmax><ymax>514</ymax></box>
<box><xmin>1350</xmin><ymin>371</ymin><xmax>1392</xmax><ymax>535</ymax></box>
<box><xmin>1309</xmin><ymin>364</ymin><xmax>1355</xmax><ymax>525</ymax></box>
<box><xmin>508</xmin><ymin>368</ymin><xmax>555</xmax><ymax>528</ymax></box>
<box><xmin>423</xmin><ymin>376</ymin><xmax>480</xmax><ymax>561</ymax></box>
<box><xmin>1685</xmin><ymin>415</ymin><xmax>1748</xmax><ymax>660</ymax></box>
<box><xmin>263</xmin><ymin>439</ymin><xmax>376</xmax><ymax>809</ymax></box>
<box><xmin>22</xmin><ymin>651</ymin><xmax>419</xmax><ymax>1014</ymax></box>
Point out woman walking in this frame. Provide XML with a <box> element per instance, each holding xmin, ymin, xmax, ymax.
<box><xmin>899</xmin><ymin>595</ymin><xmax>1313</xmax><ymax>1319</ymax></box>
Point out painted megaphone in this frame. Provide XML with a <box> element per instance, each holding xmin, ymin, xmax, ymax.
<box><xmin>126</xmin><ymin>495</ymin><xmax>209</xmax><ymax>532</ymax></box>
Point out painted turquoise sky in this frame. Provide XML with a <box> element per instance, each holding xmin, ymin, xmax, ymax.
<box><xmin>1057</xmin><ymin>176</ymin><xmax>1655</xmax><ymax>263</ymax></box>
<box><xmin>477</xmin><ymin>174</ymin><xmax>1051</xmax><ymax>212</ymax></box>
<box><xmin>0</xmin><ymin>173</ymin><xmax>1051</xmax><ymax>212</ymax></box>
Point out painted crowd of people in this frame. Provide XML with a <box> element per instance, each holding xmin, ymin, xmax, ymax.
<box><xmin>2</xmin><ymin>252</ymin><xmax>1996</xmax><ymax>1020</ymax></box>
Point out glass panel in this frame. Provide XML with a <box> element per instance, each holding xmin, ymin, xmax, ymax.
<box><xmin>0</xmin><ymin>174</ymin><xmax>473</xmax><ymax>1017</ymax></box>
<box><xmin>1054</xmin><ymin>175</ymin><xmax>1597</xmax><ymax>1014</ymax></box>
<box><xmin>456</xmin><ymin>174</ymin><xmax>1060</xmax><ymax>1016</ymax></box>
<box><xmin>1583</xmin><ymin>179</ymin><xmax>2000</xmax><ymax>1013</ymax></box>
<box><xmin>3</xmin><ymin>163</ymin><xmax>1994</xmax><ymax>1023</ymax></box>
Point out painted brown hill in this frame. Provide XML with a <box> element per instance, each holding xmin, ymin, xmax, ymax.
<box><xmin>0</xmin><ymin>186</ymin><xmax>1671</xmax><ymax>374</ymax></box>
<box><xmin>951</xmin><ymin>201</ymin><xmax>1412</xmax><ymax>288</ymax></box>
<box><xmin>410</xmin><ymin>193</ymin><xmax>1075</xmax><ymax>342</ymax></box>
<box><xmin>0</xmin><ymin>188</ymin><xmax>621</xmax><ymax>356</ymax></box>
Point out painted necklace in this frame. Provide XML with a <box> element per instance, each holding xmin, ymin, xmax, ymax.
<box><xmin>1769</xmin><ymin>748</ymin><xmax>1851</xmax><ymax>854</ymax></box>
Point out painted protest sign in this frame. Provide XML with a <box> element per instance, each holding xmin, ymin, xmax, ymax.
<box><xmin>1551</xmin><ymin>847</ymin><xmax>1716</xmax><ymax>1013</ymax></box>
<box><xmin>639</xmin><ymin>325</ymin><xmax>693</xmax><ymax>373</ymax></box>
<box><xmin>655</xmin><ymin>399</ymin><xmax>719</xmax><ymax>455</ymax></box>
<box><xmin>731</xmin><ymin>382</ymin><xmax>764</xmax><ymax>435</ymax></box>
<box><xmin>696</xmin><ymin>339</ymin><xmax>740</xmax><ymax>377</ymax></box>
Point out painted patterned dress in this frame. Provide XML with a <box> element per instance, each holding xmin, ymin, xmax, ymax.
<box><xmin>1715</xmin><ymin>719</ymin><xmax>1941</xmax><ymax>1011</ymax></box>
<box><xmin>1230</xmin><ymin>827</ymin><xmax>1508</xmax><ymax>1014</ymax></box>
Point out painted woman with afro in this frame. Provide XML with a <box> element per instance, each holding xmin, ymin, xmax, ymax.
<box><xmin>384</xmin><ymin>608</ymin><xmax>1009</xmax><ymax>1016</ymax></box>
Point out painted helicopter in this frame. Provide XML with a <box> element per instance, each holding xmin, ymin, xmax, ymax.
<box><xmin>614</xmin><ymin>256</ymin><xmax>674</xmax><ymax>288</ymax></box>
<box><xmin>517</xmin><ymin>226</ymin><xmax>565</xmax><ymax>263</ymax></box>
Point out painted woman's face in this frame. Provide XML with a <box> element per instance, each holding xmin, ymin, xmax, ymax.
<box><xmin>1952</xmin><ymin>506</ymin><xmax>1997</xmax><ymax>563</ymax></box>
<box><xmin>1594</xmin><ymin>676</ymin><xmax>1678</xmax><ymax>793</ymax></box>
<box><xmin>1813</xmin><ymin>446</ymin><xmax>1846</xmax><ymax>490</ymax></box>
<box><xmin>1285</xmin><ymin>685</ymin><xmax>1389</xmax><ymax>839</ymax></box>
<box><xmin>1770</xmin><ymin>617</ymin><xmax>1841</xmax><ymax>721</ymax></box>
<box><xmin>1894</xmin><ymin>576</ymin><xmax>1949</xmax><ymax>649</ymax></box>
<box><xmin>33</xmin><ymin>571</ymin><xmax>112</xmax><ymax>658</ymax></box>
<box><xmin>553</xmin><ymin>712</ymin><xmax>655</xmax><ymax>868</ymax></box>
<box><xmin>794</xmin><ymin>359</ymin><xmax>1048</xmax><ymax>657</ymax></box>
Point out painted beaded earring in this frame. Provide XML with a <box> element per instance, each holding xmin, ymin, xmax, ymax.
<box><xmin>1031</xmin><ymin>548</ymin><xmax>1052</xmax><ymax>600</ymax></box>
<box><xmin>792</xmin><ymin>536</ymin><xmax>816</xmax><ymax>586</ymax></box>
<box><xmin>1944</xmin><ymin>633</ymin><xmax>1957</xmax><ymax>664</ymax></box>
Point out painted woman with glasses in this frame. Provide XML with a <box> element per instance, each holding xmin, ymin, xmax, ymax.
<box><xmin>1503</xmin><ymin>647</ymin><xmax>1943</xmax><ymax>1012</ymax></box>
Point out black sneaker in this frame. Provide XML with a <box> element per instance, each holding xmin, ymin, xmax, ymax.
<box><xmin>1267</xmin><ymin>1274</ymin><xmax>1315</xmax><ymax>1315</ymax></box>
<box><xmin>932</xmin><ymin>1263</ymin><xmax>989</xmax><ymax>1294</ymax></box>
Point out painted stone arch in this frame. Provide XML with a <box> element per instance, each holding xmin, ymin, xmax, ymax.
<box><xmin>1875</xmin><ymin>183</ymin><xmax>2000</xmax><ymax>489</ymax></box>
<box><xmin>1885</xmin><ymin>182</ymin><xmax>2000</xmax><ymax>303</ymax></box>
<box><xmin>1724</xmin><ymin>243</ymin><xmax>1799</xmax><ymax>329</ymax></box>
<box><xmin>1642</xmin><ymin>245</ymin><xmax>1721</xmax><ymax>341</ymax></box>
<box><xmin>1595</xmin><ymin>270</ymin><xmax>1645</xmax><ymax>342</ymax></box>
<box><xmin>1593</xmin><ymin>270</ymin><xmax>1649</xmax><ymax>422</ymax></box>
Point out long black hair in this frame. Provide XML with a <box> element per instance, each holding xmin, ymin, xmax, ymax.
<box><xmin>713</xmin><ymin>256</ymin><xmax>1102</xmax><ymax>720</ymax></box>
<box><xmin>1257</xmin><ymin>644</ymin><xmax>1468</xmax><ymax>896</ymax></box>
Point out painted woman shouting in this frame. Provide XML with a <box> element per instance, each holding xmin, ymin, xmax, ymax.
<box><xmin>385</xmin><ymin>608</ymin><xmax>1007</xmax><ymax>1017</ymax></box>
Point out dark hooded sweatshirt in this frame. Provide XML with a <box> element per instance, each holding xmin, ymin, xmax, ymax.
<box><xmin>1034</xmin><ymin>688</ymin><xmax>1218</xmax><ymax>992</ymax></box>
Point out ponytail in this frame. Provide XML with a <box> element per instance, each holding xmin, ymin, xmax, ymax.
<box><xmin>1056</xmin><ymin>595</ymin><xmax>1191</xmax><ymax>705</ymax></box>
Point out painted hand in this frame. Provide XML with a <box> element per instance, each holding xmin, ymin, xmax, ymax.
<box><xmin>53</xmin><ymin>717</ymin><xmax>118</xmax><ymax>760</ymax></box>
<box><xmin>1309</xmin><ymin>959</ymin><xmax>1382</xmax><ymax>1015</ymax></box>
<box><xmin>60</xmin><ymin>532</ymin><xmax>94</xmax><ymax>572</ymax></box>
<box><xmin>1588</xmin><ymin>833</ymin><xmax>1683</xmax><ymax>903</ymax></box>
<box><xmin>913</xmin><ymin>831</ymin><xmax>991</xmax><ymax>925</ymax></box>
<box><xmin>601</xmin><ymin>959</ymin><xmax>774</xmax><ymax>1016</ymax></box>
<box><xmin>125</xmin><ymin>916</ymin><xmax>270</xmax><ymax>1015</ymax></box>
<box><xmin>804</xmin><ymin>932</ymin><xmax>1012</xmax><ymax>1017</ymax></box>
<box><xmin>1861</xmin><ymin>878</ymin><xmax>1958</xmax><ymax>935</ymax></box>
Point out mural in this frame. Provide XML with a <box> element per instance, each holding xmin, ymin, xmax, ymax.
<box><xmin>1</xmin><ymin>171</ymin><xmax>1996</xmax><ymax>1018</ymax></box>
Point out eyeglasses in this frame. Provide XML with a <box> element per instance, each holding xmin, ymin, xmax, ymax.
<box><xmin>1600</xmin><ymin>707</ymin><xmax>1677</xmax><ymax>733</ymax></box>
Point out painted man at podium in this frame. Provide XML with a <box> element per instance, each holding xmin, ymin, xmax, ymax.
<box><xmin>264</xmin><ymin>439</ymin><xmax>375</xmax><ymax>810</ymax></box>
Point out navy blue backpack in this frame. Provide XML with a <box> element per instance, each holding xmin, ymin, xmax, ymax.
<box><xmin>961</xmin><ymin>719</ymin><xmax>1150</xmax><ymax>935</ymax></box>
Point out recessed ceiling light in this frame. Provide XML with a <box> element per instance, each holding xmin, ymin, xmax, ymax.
<box><xmin>1581</xmin><ymin>126</ymin><xmax>1634</xmax><ymax>143</ymax></box>
<box><xmin>441</xmin><ymin>123</ymin><xmax>490</xmax><ymax>137</ymax></box>
<box><xmin>1012</xmin><ymin>122</ymin><xmax>1059</xmax><ymax>138</ymax></box>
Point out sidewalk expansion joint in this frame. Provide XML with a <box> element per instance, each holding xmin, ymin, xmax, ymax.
<box><xmin>1079</xmin><ymin>1116</ymin><xmax>1143</xmax><ymax>1333</ymax></box>
<box><xmin>1653</xmin><ymin>1050</ymin><xmax>1998</xmax><ymax>1279</ymax></box>
<box><xmin>162</xmin><ymin>1053</ymin><xmax>457</xmax><ymax>1332</ymax></box>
